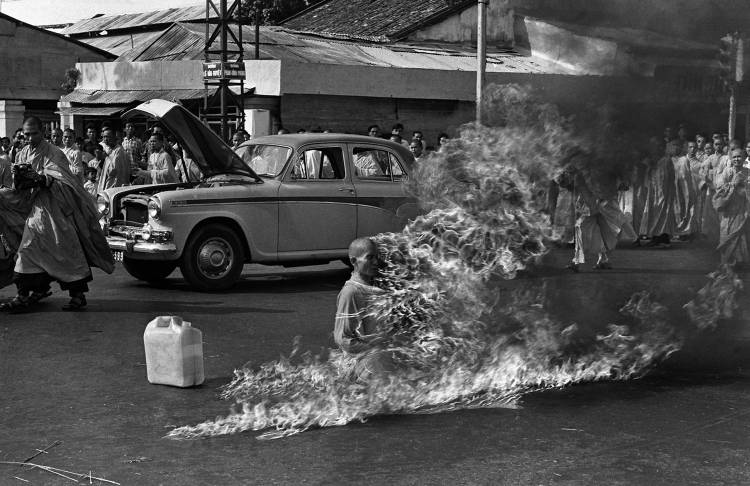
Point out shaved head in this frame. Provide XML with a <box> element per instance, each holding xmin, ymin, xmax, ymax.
<box><xmin>348</xmin><ymin>237</ymin><xmax>376</xmax><ymax>260</ymax></box>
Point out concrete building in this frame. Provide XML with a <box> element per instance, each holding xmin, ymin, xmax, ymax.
<box><xmin>0</xmin><ymin>12</ymin><xmax>114</xmax><ymax>137</ymax></box>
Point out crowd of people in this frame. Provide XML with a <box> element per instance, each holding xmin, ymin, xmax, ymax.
<box><xmin>0</xmin><ymin>121</ymin><xmax>202</xmax><ymax>198</ymax></box>
<box><xmin>550</xmin><ymin>125</ymin><xmax>750</xmax><ymax>270</ymax></box>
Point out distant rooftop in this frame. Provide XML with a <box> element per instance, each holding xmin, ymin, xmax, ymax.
<box><xmin>282</xmin><ymin>0</ymin><xmax>474</xmax><ymax>42</ymax></box>
<box><xmin>61</xmin><ymin>4</ymin><xmax>208</xmax><ymax>36</ymax></box>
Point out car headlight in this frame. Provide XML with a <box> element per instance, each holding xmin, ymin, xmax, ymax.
<box><xmin>141</xmin><ymin>224</ymin><xmax>152</xmax><ymax>241</ymax></box>
<box><xmin>148</xmin><ymin>198</ymin><xmax>161</xmax><ymax>219</ymax></box>
<box><xmin>97</xmin><ymin>194</ymin><xmax>110</xmax><ymax>216</ymax></box>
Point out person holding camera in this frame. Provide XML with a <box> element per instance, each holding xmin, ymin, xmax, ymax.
<box><xmin>0</xmin><ymin>117</ymin><xmax>114</xmax><ymax>313</ymax></box>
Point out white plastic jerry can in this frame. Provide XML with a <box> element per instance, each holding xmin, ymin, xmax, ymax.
<box><xmin>143</xmin><ymin>316</ymin><xmax>205</xmax><ymax>387</ymax></box>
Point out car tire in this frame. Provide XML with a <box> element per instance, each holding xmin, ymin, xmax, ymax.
<box><xmin>180</xmin><ymin>223</ymin><xmax>245</xmax><ymax>291</ymax></box>
<box><xmin>122</xmin><ymin>257</ymin><xmax>178</xmax><ymax>283</ymax></box>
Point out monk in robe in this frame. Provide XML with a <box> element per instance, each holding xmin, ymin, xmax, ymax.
<box><xmin>132</xmin><ymin>132</ymin><xmax>178</xmax><ymax>185</ymax></box>
<box><xmin>639</xmin><ymin>140</ymin><xmax>678</xmax><ymax>241</ymax></box>
<box><xmin>697</xmin><ymin>140</ymin><xmax>722</xmax><ymax>245</ymax></box>
<box><xmin>557</xmin><ymin>155</ymin><xmax>633</xmax><ymax>271</ymax></box>
<box><xmin>713</xmin><ymin>148</ymin><xmax>750</xmax><ymax>266</ymax></box>
<box><xmin>0</xmin><ymin>117</ymin><xmax>114</xmax><ymax>312</ymax></box>
<box><xmin>673</xmin><ymin>141</ymin><xmax>698</xmax><ymax>238</ymax></box>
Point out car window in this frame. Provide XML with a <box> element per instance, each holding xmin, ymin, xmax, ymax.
<box><xmin>291</xmin><ymin>147</ymin><xmax>345</xmax><ymax>180</ymax></box>
<box><xmin>242</xmin><ymin>144</ymin><xmax>292</xmax><ymax>177</ymax></box>
<box><xmin>353</xmin><ymin>148</ymin><xmax>404</xmax><ymax>181</ymax></box>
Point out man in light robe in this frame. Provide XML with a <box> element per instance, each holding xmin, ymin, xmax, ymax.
<box><xmin>558</xmin><ymin>153</ymin><xmax>634</xmax><ymax>271</ymax></box>
<box><xmin>697</xmin><ymin>139</ymin><xmax>723</xmax><ymax>244</ymax></box>
<box><xmin>334</xmin><ymin>237</ymin><xmax>395</xmax><ymax>380</ymax></box>
<box><xmin>61</xmin><ymin>128</ymin><xmax>84</xmax><ymax>182</ymax></box>
<box><xmin>0</xmin><ymin>116</ymin><xmax>114</xmax><ymax>312</ymax></box>
<box><xmin>96</xmin><ymin>128</ymin><xmax>130</xmax><ymax>192</ymax></box>
<box><xmin>133</xmin><ymin>133</ymin><xmax>177</xmax><ymax>185</ymax></box>
<box><xmin>673</xmin><ymin>140</ymin><xmax>699</xmax><ymax>238</ymax></box>
<box><xmin>713</xmin><ymin>148</ymin><xmax>750</xmax><ymax>266</ymax></box>
<box><xmin>639</xmin><ymin>140</ymin><xmax>678</xmax><ymax>241</ymax></box>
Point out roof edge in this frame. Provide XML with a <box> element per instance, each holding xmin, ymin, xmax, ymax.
<box><xmin>279</xmin><ymin>0</ymin><xmax>333</xmax><ymax>25</ymax></box>
<box><xmin>0</xmin><ymin>11</ymin><xmax>117</xmax><ymax>59</ymax></box>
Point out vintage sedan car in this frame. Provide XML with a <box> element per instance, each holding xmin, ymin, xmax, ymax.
<box><xmin>98</xmin><ymin>99</ymin><xmax>418</xmax><ymax>291</ymax></box>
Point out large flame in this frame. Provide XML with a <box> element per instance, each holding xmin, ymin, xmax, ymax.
<box><xmin>168</xmin><ymin>85</ymin><xmax>743</xmax><ymax>440</ymax></box>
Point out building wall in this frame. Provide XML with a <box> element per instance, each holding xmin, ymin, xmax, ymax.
<box><xmin>407</xmin><ymin>1</ymin><xmax>513</xmax><ymax>44</ymax></box>
<box><xmin>280</xmin><ymin>94</ymin><xmax>473</xmax><ymax>147</ymax></box>
<box><xmin>0</xmin><ymin>17</ymin><xmax>110</xmax><ymax>100</ymax></box>
<box><xmin>77</xmin><ymin>61</ymin><xmax>204</xmax><ymax>90</ymax></box>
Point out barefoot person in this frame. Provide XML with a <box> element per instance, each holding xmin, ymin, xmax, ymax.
<box><xmin>0</xmin><ymin>117</ymin><xmax>114</xmax><ymax>312</ymax></box>
<box><xmin>334</xmin><ymin>237</ymin><xmax>395</xmax><ymax>380</ymax></box>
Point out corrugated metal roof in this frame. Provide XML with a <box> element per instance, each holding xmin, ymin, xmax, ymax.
<box><xmin>282</xmin><ymin>0</ymin><xmax>474</xmax><ymax>41</ymax></box>
<box><xmin>61</xmin><ymin>4</ymin><xmax>208</xmax><ymax>36</ymax></box>
<box><xmin>124</xmin><ymin>23</ymin><xmax>567</xmax><ymax>74</ymax></box>
<box><xmin>117</xmin><ymin>23</ymin><xmax>204</xmax><ymax>62</ymax></box>
<box><xmin>78</xmin><ymin>31</ymin><xmax>163</xmax><ymax>56</ymax></box>
<box><xmin>61</xmin><ymin>88</ymin><xmax>212</xmax><ymax>104</ymax></box>
<box><xmin>55</xmin><ymin>106</ymin><xmax>129</xmax><ymax>116</ymax></box>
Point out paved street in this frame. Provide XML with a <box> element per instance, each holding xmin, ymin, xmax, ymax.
<box><xmin>1</xmin><ymin>244</ymin><xmax>749</xmax><ymax>485</ymax></box>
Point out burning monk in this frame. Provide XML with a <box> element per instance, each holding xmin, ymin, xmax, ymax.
<box><xmin>0</xmin><ymin>116</ymin><xmax>114</xmax><ymax>312</ymax></box>
<box><xmin>713</xmin><ymin>148</ymin><xmax>750</xmax><ymax>266</ymax></box>
<box><xmin>334</xmin><ymin>237</ymin><xmax>395</xmax><ymax>380</ymax></box>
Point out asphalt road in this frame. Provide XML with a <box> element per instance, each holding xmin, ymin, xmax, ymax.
<box><xmin>1</xmin><ymin>244</ymin><xmax>749</xmax><ymax>485</ymax></box>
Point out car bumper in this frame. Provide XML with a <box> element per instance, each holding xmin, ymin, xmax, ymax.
<box><xmin>107</xmin><ymin>236</ymin><xmax>178</xmax><ymax>261</ymax></box>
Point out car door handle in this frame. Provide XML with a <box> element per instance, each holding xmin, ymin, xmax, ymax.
<box><xmin>338</xmin><ymin>187</ymin><xmax>355</xmax><ymax>194</ymax></box>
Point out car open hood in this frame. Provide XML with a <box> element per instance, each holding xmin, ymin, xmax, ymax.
<box><xmin>123</xmin><ymin>99</ymin><xmax>260</xmax><ymax>181</ymax></box>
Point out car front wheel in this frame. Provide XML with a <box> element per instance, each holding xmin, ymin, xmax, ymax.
<box><xmin>122</xmin><ymin>257</ymin><xmax>177</xmax><ymax>283</ymax></box>
<box><xmin>180</xmin><ymin>224</ymin><xmax>245</xmax><ymax>291</ymax></box>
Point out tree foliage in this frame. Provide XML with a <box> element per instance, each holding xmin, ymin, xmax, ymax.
<box><xmin>238</xmin><ymin>0</ymin><xmax>324</xmax><ymax>25</ymax></box>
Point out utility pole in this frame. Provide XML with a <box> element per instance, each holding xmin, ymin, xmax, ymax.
<box><xmin>476</xmin><ymin>0</ymin><xmax>487</xmax><ymax>125</ymax></box>
<box><xmin>203</xmin><ymin>0</ymin><xmax>245</xmax><ymax>142</ymax></box>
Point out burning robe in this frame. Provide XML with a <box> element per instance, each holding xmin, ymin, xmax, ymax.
<box><xmin>673</xmin><ymin>154</ymin><xmax>698</xmax><ymax>236</ymax></box>
<box><xmin>639</xmin><ymin>154</ymin><xmax>677</xmax><ymax>237</ymax></box>
<box><xmin>713</xmin><ymin>166</ymin><xmax>750</xmax><ymax>264</ymax></box>
<box><xmin>3</xmin><ymin>140</ymin><xmax>114</xmax><ymax>287</ymax></box>
<box><xmin>334</xmin><ymin>278</ymin><xmax>394</xmax><ymax>378</ymax></box>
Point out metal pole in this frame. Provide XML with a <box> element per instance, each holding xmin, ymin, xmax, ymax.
<box><xmin>476</xmin><ymin>0</ymin><xmax>487</xmax><ymax>125</ymax></box>
<box><xmin>255</xmin><ymin>2</ymin><xmax>261</xmax><ymax>60</ymax></box>
<box><xmin>220</xmin><ymin>0</ymin><xmax>228</xmax><ymax>142</ymax></box>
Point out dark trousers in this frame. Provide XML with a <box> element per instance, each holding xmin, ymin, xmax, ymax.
<box><xmin>14</xmin><ymin>272</ymin><xmax>91</xmax><ymax>295</ymax></box>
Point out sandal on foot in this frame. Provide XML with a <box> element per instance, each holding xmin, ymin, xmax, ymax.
<box><xmin>28</xmin><ymin>290</ymin><xmax>52</xmax><ymax>304</ymax></box>
<box><xmin>593</xmin><ymin>262</ymin><xmax>612</xmax><ymax>270</ymax></box>
<box><xmin>565</xmin><ymin>262</ymin><xmax>580</xmax><ymax>273</ymax></box>
<box><xmin>0</xmin><ymin>294</ymin><xmax>30</xmax><ymax>313</ymax></box>
<box><xmin>62</xmin><ymin>294</ymin><xmax>87</xmax><ymax>311</ymax></box>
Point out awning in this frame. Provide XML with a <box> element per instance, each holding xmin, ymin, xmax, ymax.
<box><xmin>55</xmin><ymin>106</ymin><xmax>129</xmax><ymax>116</ymax></box>
<box><xmin>60</xmin><ymin>88</ymin><xmax>215</xmax><ymax>104</ymax></box>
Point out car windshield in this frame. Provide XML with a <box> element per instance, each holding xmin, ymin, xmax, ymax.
<box><xmin>240</xmin><ymin>144</ymin><xmax>292</xmax><ymax>177</ymax></box>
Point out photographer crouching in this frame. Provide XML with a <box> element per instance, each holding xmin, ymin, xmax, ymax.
<box><xmin>0</xmin><ymin>117</ymin><xmax>114</xmax><ymax>313</ymax></box>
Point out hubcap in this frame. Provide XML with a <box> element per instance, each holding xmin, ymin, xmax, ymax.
<box><xmin>196</xmin><ymin>237</ymin><xmax>233</xmax><ymax>279</ymax></box>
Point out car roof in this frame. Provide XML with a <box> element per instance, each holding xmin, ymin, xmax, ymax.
<box><xmin>242</xmin><ymin>133</ymin><xmax>402</xmax><ymax>148</ymax></box>
<box><xmin>240</xmin><ymin>133</ymin><xmax>415</xmax><ymax>165</ymax></box>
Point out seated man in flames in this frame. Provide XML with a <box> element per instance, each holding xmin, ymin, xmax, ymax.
<box><xmin>334</xmin><ymin>237</ymin><xmax>395</xmax><ymax>380</ymax></box>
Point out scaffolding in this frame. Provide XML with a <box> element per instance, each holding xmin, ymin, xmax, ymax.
<box><xmin>202</xmin><ymin>0</ymin><xmax>245</xmax><ymax>142</ymax></box>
